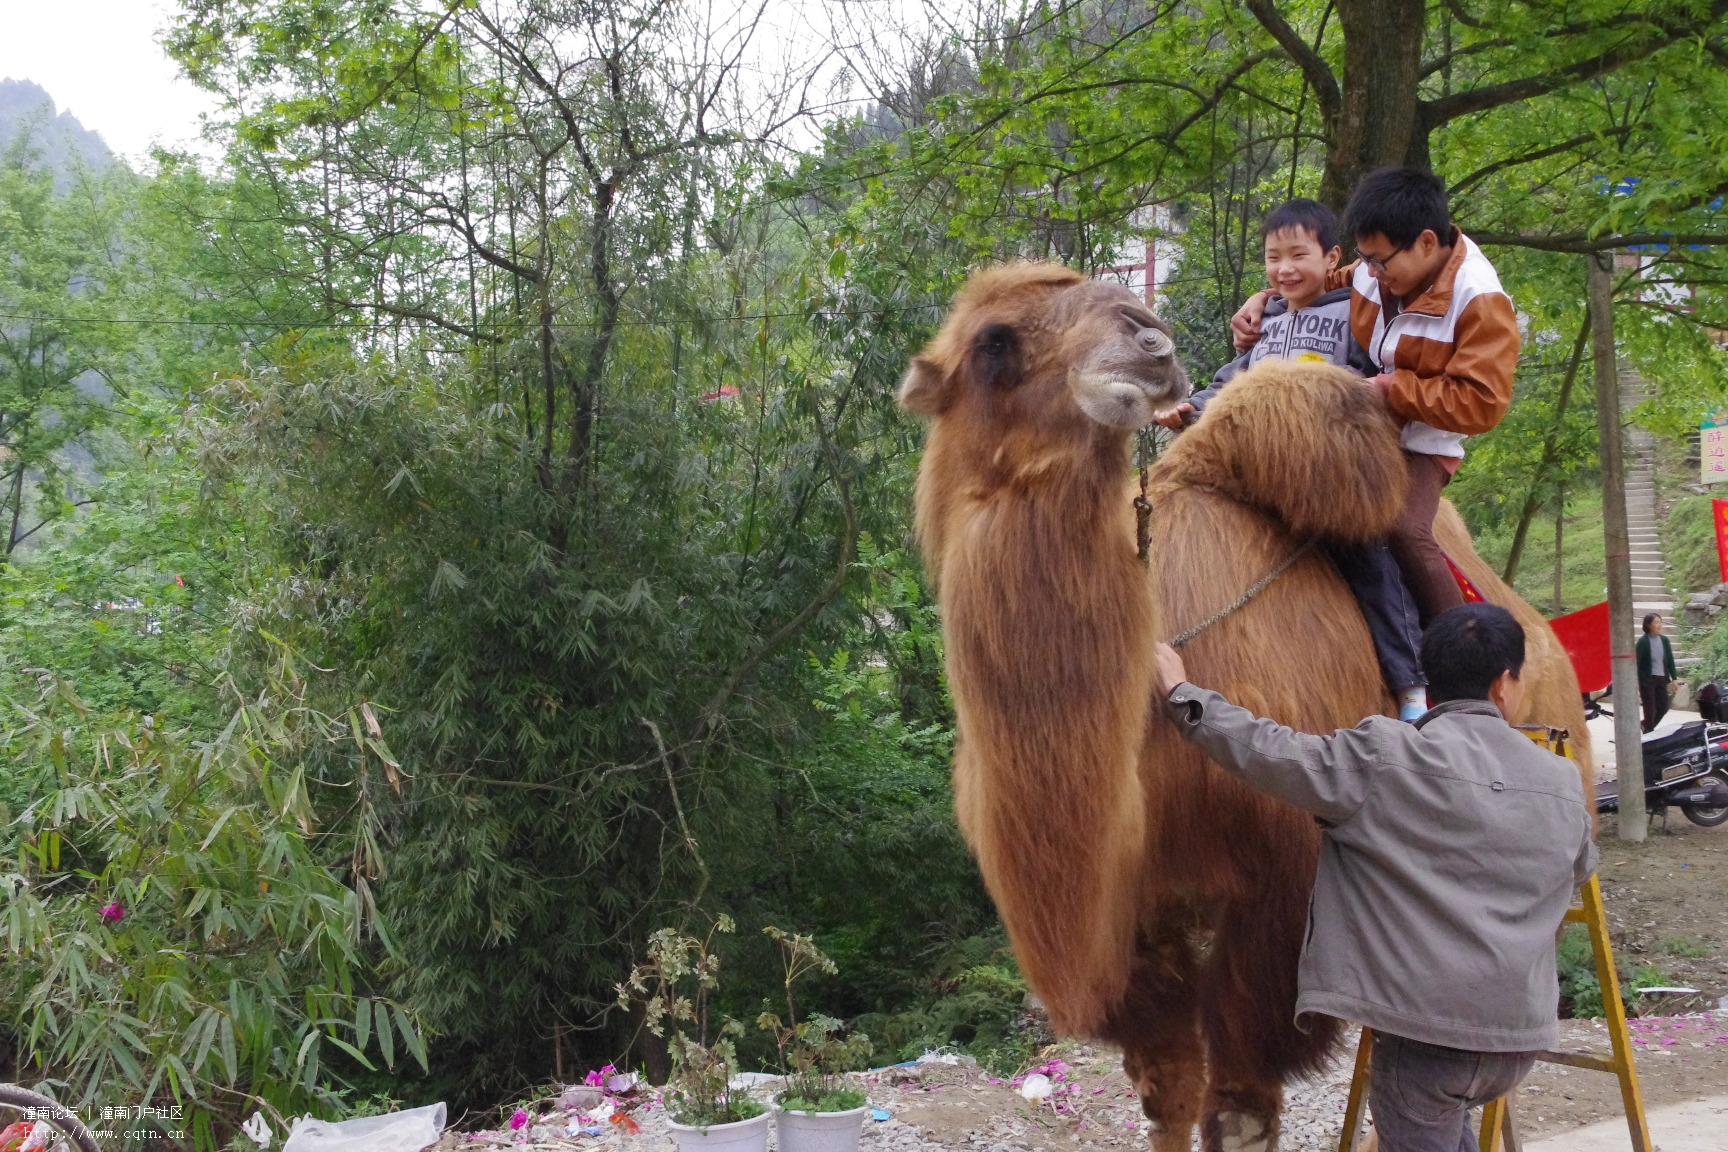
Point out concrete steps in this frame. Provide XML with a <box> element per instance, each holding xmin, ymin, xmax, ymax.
<box><xmin>1621</xmin><ymin>366</ymin><xmax>1676</xmax><ymax>625</ymax></box>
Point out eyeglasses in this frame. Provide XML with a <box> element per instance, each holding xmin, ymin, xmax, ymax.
<box><xmin>1361</xmin><ymin>243</ymin><xmax>1412</xmax><ymax>274</ymax></box>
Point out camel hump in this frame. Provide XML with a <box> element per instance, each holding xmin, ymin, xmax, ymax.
<box><xmin>1150</xmin><ymin>360</ymin><xmax>1408</xmax><ymax>542</ymax></box>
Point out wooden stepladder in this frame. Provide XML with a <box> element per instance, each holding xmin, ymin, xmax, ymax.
<box><xmin>1337</xmin><ymin>726</ymin><xmax>1652</xmax><ymax>1152</ymax></box>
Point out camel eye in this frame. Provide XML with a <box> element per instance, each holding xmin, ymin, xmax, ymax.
<box><xmin>977</xmin><ymin>323</ymin><xmax>1016</xmax><ymax>359</ymax></box>
<box><xmin>971</xmin><ymin>324</ymin><xmax>1022</xmax><ymax>390</ymax></box>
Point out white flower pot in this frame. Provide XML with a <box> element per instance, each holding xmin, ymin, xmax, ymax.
<box><xmin>668</xmin><ymin>1109</ymin><xmax>770</xmax><ymax>1152</ymax></box>
<box><xmin>774</xmin><ymin>1105</ymin><xmax>869</xmax><ymax>1152</ymax></box>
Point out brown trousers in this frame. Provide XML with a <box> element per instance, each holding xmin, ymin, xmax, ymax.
<box><xmin>1390</xmin><ymin>452</ymin><xmax>1465</xmax><ymax>627</ymax></box>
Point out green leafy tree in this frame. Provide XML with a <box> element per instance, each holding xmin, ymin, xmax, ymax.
<box><xmin>0</xmin><ymin>141</ymin><xmax>132</xmax><ymax>554</ymax></box>
<box><xmin>0</xmin><ymin>658</ymin><xmax>423</xmax><ymax>1143</ymax></box>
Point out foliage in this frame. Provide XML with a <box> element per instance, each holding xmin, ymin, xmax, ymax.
<box><xmin>1663</xmin><ymin>494</ymin><xmax>1721</xmax><ymax>605</ymax></box>
<box><xmin>1556</xmin><ymin>923</ymin><xmax>1604</xmax><ymax>1018</ymax></box>
<box><xmin>18</xmin><ymin>0</ymin><xmax>1728</xmax><ymax>1125</ymax></box>
<box><xmin>1556</xmin><ymin>924</ymin><xmax>1675</xmax><ymax>1020</ymax></box>
<box><xmin>1657</xmin><ymin>935</ymin><xmax>1711</xmax><ymax>960</ymax></box>
<box><xmin>618</xmin><ymin>918</ymin><xmax>761</xmax><ymax>1127</ymax></box>
<box><xmin>0</xmin><ymin>658</ymin><xmax>422</xmax><ymax>1143</ymax></box>
<box><xmin>1687</xmin><ymin>609</ymin><xmax>1728</xmax><ymax>689</ymax></box>
<box><xmin>0</xmin><ymin>136</ymin><xmax>133</xmax><ymax>555</ymax></box>
<box><xmin>757</xmin><ymin>928</ymin><xmax>872</xmax><ymax>1111</ymax></box>
<box><xmin>1449</xmin><ymin>289</ymin><xmax>1601</xmax><ymax>591</ymax></box>
<box><xmin>149</xmin><ymin>3</ymin><xmax>963</xmax><ymax>1106</ymax></box>
<box><xmin>713</xmin><ymin>547</ymin><xmax>991</xmax><ymax>1022</ymax></box>
<box><xmin>0</xmin><ymin>394</ymin><xmax>234</xmax><ymax>728</ymax></box>
<box><xmin>852</xmin><ymin>932</ymin><xmax>1035</xmax><ymax>1076</ymax></box>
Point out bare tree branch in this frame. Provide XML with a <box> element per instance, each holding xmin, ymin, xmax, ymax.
<box><xmin>1473</xmin><ymin>231</ymin><xmax>1728</xmax><ymax>252</ymax></box>
<box><xmin>691</xmin><ymin>419</ymin><xmax>859</xmax><ymax>741</ymax></box>
<box><xmin>1245</xmin><ymin>0</ymin><xmax>1339</xmax><ymax>119</ymax></box>
<box><xmin>1448</xmin><ymin>126</ymin><xmax>1633</xmax><ymax>198</ymax></box>
<box><xmin>1423</xmin><ymin>5</ymin><xmax>1727</xmax><ymax>127</ymax></box>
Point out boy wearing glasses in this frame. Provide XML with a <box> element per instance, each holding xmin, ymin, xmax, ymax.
<box><xmin>1231</xmin><ymin>168</ymin><xmax>1521</xmax><ymax>629</ymax></box>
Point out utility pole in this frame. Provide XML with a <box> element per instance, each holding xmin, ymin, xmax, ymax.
<box><xmin>1590</xmin><ymin>251</ymin><xmax>1645</xmax><ymax>842</ymax></box>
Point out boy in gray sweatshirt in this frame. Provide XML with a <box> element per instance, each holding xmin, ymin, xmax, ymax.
<box><xmin>1155</xmin><ymin>603</ymin><xmax>1597</xmax><ymax>1152</ymax></box>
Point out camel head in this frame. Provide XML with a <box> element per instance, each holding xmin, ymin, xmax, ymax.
<box><xmin>897</xmin><ymin>263</ymin><xmax>1188</xmax><ymax>463</ymax></box>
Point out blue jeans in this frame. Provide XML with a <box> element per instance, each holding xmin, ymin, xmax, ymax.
<box><xmin>1326</xmin><ymin>539</ymin><xmax>1426</xmax><ymax>695</ymax></box>
<box><xmin>1370</xmin><ymin>1032</ymin><xmax>1536</xmax><ymax>1152</ymax></box>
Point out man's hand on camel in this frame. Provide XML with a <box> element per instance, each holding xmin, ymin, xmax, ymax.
<box><xmin>1153</xmin><ymin>403</ymin><xmax>1195</xmax><ymax>430</ymax></box>
<box><xmin>1230</xmin><ymin>289</ymin><xmax>1274</xmax><ymax>350</ymax></box>
<box><xmin>1155</xmin><ymin>642</ymin><xmax>1188</xmax><ymax>698</ymax></box>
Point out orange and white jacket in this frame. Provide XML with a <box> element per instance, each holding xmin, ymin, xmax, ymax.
<box><xmin>1340</xmin><ymin>231</ymin><xmax>1521</xmax><ymax>459</ymax></box>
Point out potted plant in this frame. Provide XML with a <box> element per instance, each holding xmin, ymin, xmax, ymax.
<box><xmin>758</xmin><ymin>928</ymin><xmax>874</xmax><ymax>1152</ymax></box>
<box><xmin>618</xmin><ymin>917</ymin><xmax>768</xmax><ymax>1152</ymax></box>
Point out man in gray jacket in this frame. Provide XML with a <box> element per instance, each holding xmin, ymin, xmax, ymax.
<box><xmin>1155</xmin><ymin>603</ymin><xmax>1597</xmax><ymax>1152</ymax></box>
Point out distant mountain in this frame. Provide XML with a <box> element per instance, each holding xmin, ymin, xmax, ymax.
<box><xmin>0</xmin><ymin>78</ymin><xmax>114</xmax><ymax>176</ymax></box>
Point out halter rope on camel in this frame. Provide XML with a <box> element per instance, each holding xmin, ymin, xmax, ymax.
<box><xmin>1169</xmin><ymin>539</ymin><xmax>1315</xmax><ymax>649</ymax></box>
<box><xmin>1134</xmin><ymin>428</ymin><xmax>1155</xmax><ymax>565</ymax></box>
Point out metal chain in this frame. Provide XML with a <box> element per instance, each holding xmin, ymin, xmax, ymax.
<box><xmin>1169</xmin><ymin>539</ymin><xmax>1315</xmax><ymax>649</ymax></box>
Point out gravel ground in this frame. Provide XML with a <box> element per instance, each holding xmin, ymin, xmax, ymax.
<box><xmin>437</xmin><ymin>1005</ymin><xmax>1728</xmax><ymax>1152</ymax></box>
<box><xmin>433</xmin><ymin>1043</ymin><xmax>1369</xmax><ymax>1152</ymax></box>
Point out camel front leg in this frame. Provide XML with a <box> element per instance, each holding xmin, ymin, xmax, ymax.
<box><xmin>1195</xmin><ymin>894</ymin><xmax>1339</xmax><ymax>1152</ymax></box>
<box><xmin>1108</xmin><ymin>927</ymin><xmax>1205</xmax><ymax>1152</ymax></box>
<box><xmin>1198</xmin><ymin>1081</ymin><xmax>1281</xmax><ymax>1152</ymax></box>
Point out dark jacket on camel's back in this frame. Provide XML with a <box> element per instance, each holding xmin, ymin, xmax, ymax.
<box><xmin>1164</xmin><ymin>686</ymin><xmax>1597</xmax><ymax>1051</ymax></box>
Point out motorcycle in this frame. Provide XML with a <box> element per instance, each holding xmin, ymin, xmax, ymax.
<box><xmin>1596</xmin><ymin>718</ymin><xmax>1728</xmax><ymax>827</ymax></box>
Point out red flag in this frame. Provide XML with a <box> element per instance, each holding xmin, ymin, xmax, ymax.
<box><xmin>1443</xmin><ymin>553</ymin><xmax>1487</xmax><ymax>603</ymax></box>
<box><xmin>1549</xmin><ymin>601</ymin><xmax>1611</xmax><ymax>694</ymax></box>
<box><xmin>1714</xmin><ymin>499</ymin><xmax>1728</xmax><ymax>582</ymax></box>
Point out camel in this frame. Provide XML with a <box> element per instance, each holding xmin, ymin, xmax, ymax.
<box><xmin>897</xmin><ymin>263</ymin><xmax>1591</xmax><ymax>1152</ymax></box>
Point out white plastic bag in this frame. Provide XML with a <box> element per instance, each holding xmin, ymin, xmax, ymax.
<box><xmin>241</xmin><ymin>1111</ymin><xmax>273</xmax><ymax>1147</ymax></box>
<box><xmin>1017</xmin><ymin>1074</ymin><xmax>1052</xmax><ymax>1102</ymax></box>
<box><xmin>281</xmin><ymin>1102</ymin><xmax>446</xmax><ymax>1152</ymax></box>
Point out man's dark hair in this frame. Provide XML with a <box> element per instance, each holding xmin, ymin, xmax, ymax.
<box><xmin>1420</xmin><ymin>603</ymin><xmax>1526</xmax><ymax>703</ymax></box>
<box><xmin>1344</xmin><ymin>167</ymin><xmax>1452</xmax><ymax>249</ymax></box>
<box><xmin>1262</xmin><ymin>199</ymin><xmax>1339</xmax><ymax>252</ymax></box>
<box><xmin>1642</xmin><ymin>612</ymin><xmax>1660</xmax><ymax>634</ymax></box>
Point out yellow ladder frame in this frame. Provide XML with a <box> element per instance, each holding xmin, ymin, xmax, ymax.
<box><xmin>1336</xmin><ymin>875</ymin><xmax>1651</xmax><ymax>1152</ymax></box>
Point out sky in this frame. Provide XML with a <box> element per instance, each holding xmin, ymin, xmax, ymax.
<box><xmin>0</xmin><ymin>0</ymin><xmax>942</xmax><ymax>166</ymax></box>
<box><xmin>0</xmin><ymin>0</ymin><xmax>221</xmax><ymax>164</ymax></box>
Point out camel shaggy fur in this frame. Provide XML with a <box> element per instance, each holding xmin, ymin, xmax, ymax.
<box><xmin>900</xmin><ymin>263</ymin><xmax>1590</xmax><ymax>1152</ymax></box>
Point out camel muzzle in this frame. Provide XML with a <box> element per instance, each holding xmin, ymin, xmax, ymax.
<box><xmin>1070</xmin><ymin>368</ymin><xmax>1182</xmax><ymax>429</ymax></box>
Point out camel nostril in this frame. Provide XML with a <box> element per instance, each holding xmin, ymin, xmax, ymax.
<box><xmin>1138</xmin><ymin>329</ymin><xmax>1174</xmax><ymax>358</ymax></box>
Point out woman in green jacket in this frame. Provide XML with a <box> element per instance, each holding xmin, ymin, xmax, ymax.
<box><xmin>1636</xmin><ymin>613</ymin><xmax>1678</xmax><ymax>732</ymax></box>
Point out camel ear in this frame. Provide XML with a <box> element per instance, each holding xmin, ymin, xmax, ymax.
<box><xmin>897</xmin><ymin>356</ymin><xmax>951</xmax><ymax>415</ymax></box>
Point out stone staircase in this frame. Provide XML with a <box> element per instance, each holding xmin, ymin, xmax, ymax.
<box><xmin>1620</xmin><ymin>365</ymin><xmax>1687</xmax><ymax>695</ymax></box>
<box><xmin>1621</xmin><ymin>366</ymin><xmax>1672</xmax><ymax>619</ymax></box>
<box><xmin>1625</xmin><ymin>444</ymin><xmax>1670</xmax><ymax>617</ymax></box>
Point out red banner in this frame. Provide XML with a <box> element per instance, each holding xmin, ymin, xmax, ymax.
<box><xmin>1443</xmin><ymin>553</ymin><xmax>1487</xmax><ymax>603</ymax></box>
<box><xmin>1549</xmin><ymin>601</ymin><xmax>1611</xmax><ymax>694</ymax></box>
<box><xmin>1715</xmin><ymin>499</ymin><xmax>1728</xmax><ymax>582</ymax></box>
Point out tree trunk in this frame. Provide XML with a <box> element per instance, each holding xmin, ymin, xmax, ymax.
<box><xmin>1320</xmin><ymin>0</ymin><xmax>1428</xmax><ymax>208</ymax></box>
<box><xmin>1502</xmin><ymin>498</ymin><xmax>1537</xmax><ymax>586</ymax></box>
<box><xmin>539</xmin><ymin>282</ymin><xmax>558</xmax><ymax>492</ymax></box>
<box><xmin>1590</xmin><ymin>253</ymin><xmax>1644</xmax><ymax>842</ymax></box>
<box><xmin>6</xmin><ymin>466</ymin><xmax>23</xmax><ymax>556</ymax></box>
<box><xmin>1552</xmin><ymin>483</ymin><xmax>1565</xmax><ymax>614</ymax></box>
<box><xmin>1501</xmin><ymin>315</ymin><xmax>1592</xmax><ymax>587</ymax></box>
<box><xmin>571</xmin><ymin>181</ymin><xmax>618</xmax><ymax>480</ymax></box>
